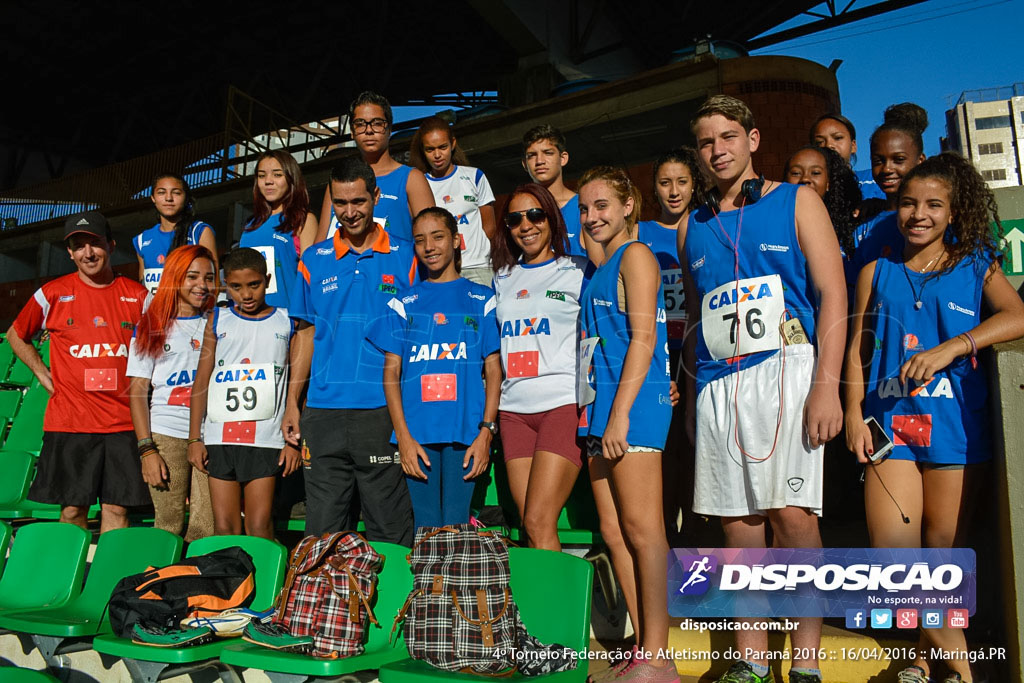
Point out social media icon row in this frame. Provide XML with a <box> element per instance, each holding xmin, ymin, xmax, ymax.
<box><xmin>845</xmin><ymin>608</ymin><xmax>968</xmax><ymax>629</ymax></box>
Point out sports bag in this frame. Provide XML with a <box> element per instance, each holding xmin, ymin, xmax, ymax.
<box><xmin>393</xmin><ymin>524</ymin><xmax>576</xmax><ymax>676</ymax></box>
<box><xmin>273</xmin><ymin>531</ymin><xmax>383</xmax><ymax>658</ymax></box>
<box><xmin>108</xmin><ymin>546</ymin><xmax>256</xmax><ymax>638</ymax></box>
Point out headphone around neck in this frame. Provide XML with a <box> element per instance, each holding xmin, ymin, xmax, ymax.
<box><xmin>705</xmin><ymin>174</ymin><xmax>765</xmax><ymax>214</ymax></box>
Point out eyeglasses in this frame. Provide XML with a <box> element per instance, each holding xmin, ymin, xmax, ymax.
<box><xmin>504</xmin><ymin>208</ymin><xmax>547</xmax><ymax>228</ymax></box>
<box><xmin>351</xmin><ymin>118</ymin><xmax>389</xmax><ymax>134</ymax></box>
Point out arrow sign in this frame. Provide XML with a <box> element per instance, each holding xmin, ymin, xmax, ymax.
<box><xmin>1001</xmin><ymin>227</ymin><xmax>1024</xmax><ymax>275</ymax></box>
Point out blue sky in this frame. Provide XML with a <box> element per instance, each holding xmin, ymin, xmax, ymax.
<box><xmin>393</xmin><ymin>1</ymin><xmax>1020</xmax><ymax>166</ymax></box>
<box><xmin>751</xmin><ymin>0</ymin><xmax>1022</xmax><ymax>160</ymax></box>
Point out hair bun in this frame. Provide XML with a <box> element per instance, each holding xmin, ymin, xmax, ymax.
<box><xmin>883</xmin><ymin>102</ymin><xmax>928</xmax><ymax>136</ymax></box>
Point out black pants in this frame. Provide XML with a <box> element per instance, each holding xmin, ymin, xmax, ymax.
<box><xmin>300</xmin><ymin>406</ymin><xmax>413</xmax><ymax>545</ymax></box>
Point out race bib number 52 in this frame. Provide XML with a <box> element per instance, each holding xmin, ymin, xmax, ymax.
<box><xmin>700</xmin><ymin>274</ymin><xmax>784</xmax><ymax>360</ymax></box>
<box><xmin>207</xmin><ymin>363</ymin><xmax>276</xmax><ymax>423</ymax></box>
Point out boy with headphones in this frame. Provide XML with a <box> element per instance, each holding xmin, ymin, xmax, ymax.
<box><xmin>679</xmin><ymin>96</ymin><xmax>847</xmax><ymax>683</ymax></box>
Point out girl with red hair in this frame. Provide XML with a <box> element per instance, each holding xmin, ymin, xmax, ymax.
<box><xmin>127</xmin><ymin>245</ymin><xmax>216</xmax><ymax>541</ymax></box>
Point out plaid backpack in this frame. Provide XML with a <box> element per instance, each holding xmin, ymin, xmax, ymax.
<box><xmin>393</xmin><ymin>524</ymin><xmax>576</xmax><ymax>676</ymax></box>
<box><xmin>273</xmin><ymin>532</ymin><xmax>384</xmax><ymax>658</ymax></box>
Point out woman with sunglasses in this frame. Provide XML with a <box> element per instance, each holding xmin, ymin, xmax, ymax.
<box><xmin>317</xmin><ymin>91</ymin><xmax>435</xmax><ymax>243</ymax></box>
<box><xmin>491</xmin><ymin>183</ymin><xmax>589</xmax><ymax>551</ymax></box>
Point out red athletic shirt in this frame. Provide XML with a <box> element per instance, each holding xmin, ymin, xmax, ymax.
<box><xmin>11</xmin><ymin>273</ymin><xmax>147</xmax><ymax>433</ymax></box>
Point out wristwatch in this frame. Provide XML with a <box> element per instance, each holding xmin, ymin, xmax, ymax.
<box><xmin>478</xmin><ymin>421</ymin><xmax>498</xmax><ymax>436</ymax></box>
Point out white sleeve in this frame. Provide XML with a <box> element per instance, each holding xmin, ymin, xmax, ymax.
<box><xmin>475</xmin><ymin>168</ymin><xmax>495</xmax><ymax>206</ymax></box>
<box><xmin>125</xmin><ymin>336</ymin><xmax>156</xmax><ymax>380</ymax></box>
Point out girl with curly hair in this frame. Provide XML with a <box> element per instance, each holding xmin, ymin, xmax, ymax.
<box><xmin>844</xmin><ymin>152</ymin><xmax>1024</xmax><ymax>683</ymax></box>
<box><xmin>785</xmin><ymin>145</ymin><xmax>862</xmax><ymax>285</ymax></box>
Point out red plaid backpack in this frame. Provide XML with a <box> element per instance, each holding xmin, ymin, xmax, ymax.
<box><xmin>392</xmin><ymin>524</ymin><xmax>576</xmax><ymax>676</ymax></box>
<box><xmin>274</xmin><ymin>532</ymin><xmax>383</xmax><ymax>658</ymax></box>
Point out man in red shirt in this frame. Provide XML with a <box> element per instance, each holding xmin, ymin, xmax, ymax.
<box><xmin>6</xmin><ymin>211</ymin><xmax>150</xmax><ymax>532</ymax></box>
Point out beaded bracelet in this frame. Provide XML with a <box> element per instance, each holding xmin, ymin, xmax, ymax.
<box><xmin>139</xmin><ymin>447</ymin><xmax>159</xmax><ymax>460</ymax></box>
<box><xmin>964</xmin><ymin>331</ymin><xmax>978</xmax><ymax>370</ymax></box>
<box><xmin>186</xmin><ymin>438</ymin><xmax>203</xmax><ymax>446</ymax></box>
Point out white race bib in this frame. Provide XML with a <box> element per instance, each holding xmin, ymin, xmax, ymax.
<box><xmin>701</xmin><ymin>274</ymin><xmax>785</xmax><ymax>360</ymax></box>
<box><xmin>662</xmin><ymin>268</ymin><xmax>686</xmax><ymax>321</ymax></box>
<box><xmin>143</xmin><ymin>268</ymin><xmax>162</xmax><ymax>295</ymax></box>
<box><xmin>252</xmin><ymin>246</ymin><xmax>278</xmax><ymax>295</ymax></box>
<box><xmin>207</xmin><ymin>363</ymin><xmax>276</xmax><ymax>423</ymax></box>
<box><xmin>577</xmin><ymin>337</ymin><xmax>599</xmax><ymax>407</ymax></box>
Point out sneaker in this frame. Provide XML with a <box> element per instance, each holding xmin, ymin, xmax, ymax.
<box><xmin>616</xmin><ymin>662</ymin><xmax>680</xmax><ymax>683</ymax></box>
<box><xmin>588</xmin><ymin>646</ymin><xmax>642</xmax><ymax>682</ymax></box>
<box><xmin>789</xmin><ymin>672</ymin><xmax>821</xmax><ymax>683</ymax></box>
<box><xmin>242</xmin><ymin>620</ymin><xmax>313</xmax><ymax>652</ymax></box>
<box><xmin>131</xmin><ymin>623</ymin><xmax>214</xmax><ymax>647</ymax></box>
<box><xmin>897</xmin><ymin>666</ymin><xmax>929</xmax><ymax>683</ymax></box>
<box><xmin>180</xmin><ymin>607</ymin><xmax>275</xmax><ymax>638</ymax></box>
<box><xmin>716</xmin><ymin>662</ymin><xmax>774</xmax><ymax>683</ymax></box>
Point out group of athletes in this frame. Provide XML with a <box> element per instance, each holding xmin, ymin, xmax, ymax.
<box><xmin>5</xmin><ymin>90</ymin><xmax>1023</xmax><ymax>683</ymax></box>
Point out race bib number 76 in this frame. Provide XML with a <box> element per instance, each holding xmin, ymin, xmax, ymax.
<box><xmin>207</xmin><ymin>363</ymin><xmax>276</xmax><ymax>423</ymax></box>
<box><xmin>700</xmin><ymin>274</ymin><xmax>785</xmax><ymax>360</ymax></box>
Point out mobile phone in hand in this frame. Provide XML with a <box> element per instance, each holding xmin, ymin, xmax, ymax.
<box><xmin>863</xmin><ymin>416</ymin><xmax>894</xmax><ymax>463</ymax></box>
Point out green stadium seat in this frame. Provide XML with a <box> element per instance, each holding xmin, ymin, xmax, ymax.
<box><xmin>0</xmin><ymin>521</ymin><xmax>10</xmax><ymax>575</ymax></box>
<box><xmin>219</xmin><ymin>541</ymin><xmax>414</xmax><ymax>678</ymax></box>
<box><xmin>0</xmin><ymin>452</ymin><xmax>34</xmax><ymax>508</ymax></box>
<box><xmin>0</xmin><ymin>338</ymin><xmax>14</xmax><ymax>381</ymax></box>
<box><xmin>2</xmin><ymin>385</ymin><xmax>47</xmax><ymax>455</ymax></box>
<box><xmin>0</xmin><ymin>390</ymin><xmax>22</xmax><ymax>425</ymax></box>
<box><xmin>0</xmin><ymin>522</ymin><xmax>89</xmax><ymax>614</ymax></box>
<box><xmin>91</xmin><ymin>535</ymin><xmax>287</xmax><ymax>682</ymax></box>
<box><xmin>379</xmin><ymin>547</ymin><xmax>593</xmax><ymax>682</ymax></box>
<box><xmin>4</xmin><ymin>358</ymin><xmax>36</xmax><ymax>388</ymax></box>
<box><xmin>0</xmin><ymin>668</ymin><xmax>60</xmax><ymax>682</ymax></box>
<box><xmin>0</xmin><ymin>527</ymin><xmax>182</xmax><ymax>660</ymax></box>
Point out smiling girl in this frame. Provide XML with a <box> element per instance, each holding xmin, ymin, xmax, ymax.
<box><xmin>851</xmin><ymin>104</ymin><xmax>929</xmax><ymax>276</ymax></box>
<box><xmin>491</xmin><ymin>183</ymin><xmax>589</xmax><ymax>551</ymax></box>
<box><xmin>240</xmin><ymin>151</ymin><xmax>318</xmax><ymax>311</ymax></box>
<box><xmin>127</xmin><ymin>245</ymin><xmax>216</xmax><ymax>541</ymax></box>
<box><xmin>844</xmin><ymin>153</ymin><xmax>1024</xmax><ymax>683</ymax></box>
<box><xmin>369</xmin><ymin>207</ymin><xmax>501</xmax><ymax>527</ymax></box>
<box><xmin>134</xmin><ymin>173</ymin><xmax>217</xmax><ymax>295</ymax></box>
<box><xmin>578</xmin><ymin>166</ymin><xmax>675</xmax><ymax>683</ymax></box>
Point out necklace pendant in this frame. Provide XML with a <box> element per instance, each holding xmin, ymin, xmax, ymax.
<box><xmin>914</xmin><ymin>301</ymin><xmax>923</xmax><ymax>310</ymax></box>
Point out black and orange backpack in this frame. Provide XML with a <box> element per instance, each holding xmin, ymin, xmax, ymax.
<box><xmin>108</xmin><ymin>546</ymin><xmax>256</xmax><ymax>637</ymax></box>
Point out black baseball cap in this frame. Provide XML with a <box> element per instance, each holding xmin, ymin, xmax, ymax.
<box><xmin>63</xmin><ymin>211</ymin><xmax>111</xmax><ymax>242</ymax></box>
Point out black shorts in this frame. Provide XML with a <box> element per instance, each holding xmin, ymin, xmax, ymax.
<box><xmin>207</xmin><ymin>444</ymin><xmax>281</xmax><ymax>483</ymax></box>
<box><xmin>29</xmin><ymin>431</ymin><xmax>150</xmax><ymax>508</ymax></box>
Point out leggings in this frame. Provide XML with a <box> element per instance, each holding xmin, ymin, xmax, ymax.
<box><xmin>406</xmin><ymin>444</ymin><xmax>477</xmax><ymax>529</ymax></box>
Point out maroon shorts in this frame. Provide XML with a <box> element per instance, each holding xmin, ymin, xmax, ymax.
<box><xmin>499</xmin><ymin>404</ymin><xmax>583</xmax><ymax>468</ymax></box>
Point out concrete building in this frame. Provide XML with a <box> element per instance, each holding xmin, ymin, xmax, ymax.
<box><xmin>943</xmin><ymin>82</ymin><xmax>1024</xmax><ymax>188</ymax></box>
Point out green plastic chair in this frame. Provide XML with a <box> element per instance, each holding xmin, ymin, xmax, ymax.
<box><xmin>0</xmin><ymin>667</ymin><xmax>60</xmax><ymax>682</ymax></box>
<box><xmin>0</xmin><ymin>527</ymin><xmax>182</xmax><ymax>660</ymax></box>
<box><xmin>4</xmin><ymin>358</ymin><xmax>35</xmax><ymax>389</ymax></box>
<box><xmin>0</xmin><ymin>339</ymin><xmax>14</xmax><ymax>381</ymax></box>
<box><xmin>379</xmin><ymin>547</ymin><xmax>594</xmax><ymax>682</ymax></box>
<box><xmin>2</xmin><ymin>386</ymin><xmax>47</xmax><ymax>455</ymax></box>
<box><xmin>0</xmin><ymin>390</ymin><xmax>22</xmax><ymax>424</ymax></box>
<box><xmin>38</xmin><ymin>339</ymin><xmax>50</xmax><ymax>369</ymax></box>
<box><xmin>91</xmin><ymin>535</ymin><xmax>287</xmax><ymax>681</ymax></box>
<box><xmin>0</xmin><ymin>521</ymin><xmax>10</xmax><ymax>575</ymax></box>
<box><xmin>0</xmin><ymin>452</ymin><xmax>34</xmax><ymax>508</ymax></box>
<box><xmin>0</xmin><ymin>522</ymin><xmax>89</xmax><ymax>614</ymax></box>
<box><xmin>219</xmin><ymin>541</ymin><xmax>413</xmax><ymax>679</ymax></box>
<box><xmin>0</xmin><ymin>452</ymin><xmax>64</xmax><ymax>521</ymax></box>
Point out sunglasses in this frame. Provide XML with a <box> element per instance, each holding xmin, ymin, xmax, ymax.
<box><xmin>504</xmin><ymin>208</ymin><xmax>547</xmax><ymax>228</ymax></box>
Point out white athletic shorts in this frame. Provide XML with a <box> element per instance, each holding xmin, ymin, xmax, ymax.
<box><xmin>692</xmin><ymin>344</ymin><xmax>823</xmax><ymax>518</ymax></box>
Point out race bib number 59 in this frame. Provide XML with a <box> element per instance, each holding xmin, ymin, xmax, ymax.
<box><xmin>207</xmin><ymin>363</ymin><xmax>275</xmax><ymax>422</ymax></box>
<box><xmin>700</xmin><ymin>274</ymin><xmax>784</xmax><ymax>360</ymax></box>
